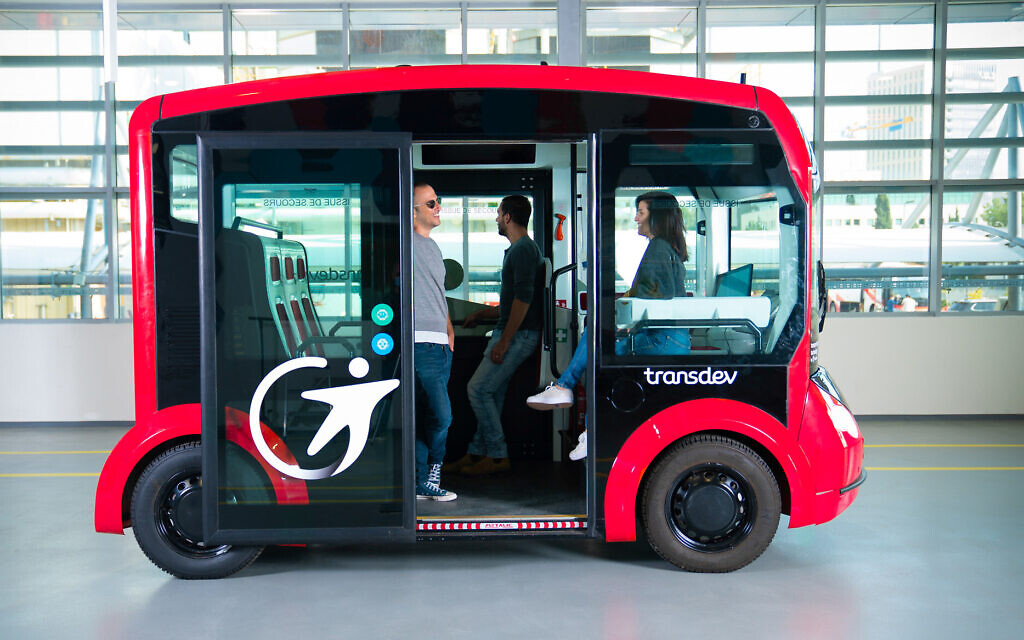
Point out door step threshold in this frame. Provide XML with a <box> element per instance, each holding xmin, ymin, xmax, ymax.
<box><xmin>417</xmin><ymin>518</ymin><xmax>586</xmax><ymax>532</ymax></box>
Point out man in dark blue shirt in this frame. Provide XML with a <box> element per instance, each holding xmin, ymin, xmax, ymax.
<box><xmin>448</xmin><ymin>195</ymin><xmax>543</xmax><ymax>476</ymax></box>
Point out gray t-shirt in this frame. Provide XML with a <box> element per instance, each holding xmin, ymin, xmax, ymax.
<box><xmin>496</xmin><ymin>235</ymin><xmax>544</xmax><ymax>332</ymax></box>
<box><xmin>413</xmin><ymin>232</ymin><xmax>449</xmax><ymax>344</ymax></box>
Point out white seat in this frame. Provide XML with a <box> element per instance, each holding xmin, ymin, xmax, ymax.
<box><xmin>615</xmin><ymin>296</ymin><xmax>772</xmax><ymax>328</ymax></box>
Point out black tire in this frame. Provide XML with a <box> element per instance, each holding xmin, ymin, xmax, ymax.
<box><xmin>641</xmin><ymin>434</ymin><xmax>781</xmax><ymax>573</ymax></box>
<box><xmin>130</xmin><ymin>441</ymin><xmax>264</xmax><ymax>579</ymax></box>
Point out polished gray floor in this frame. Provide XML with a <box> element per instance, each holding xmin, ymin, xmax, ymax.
<box><xmin>2</xmin><ymin>418</ymin><xmax>1023</xmax><ymax>639</ymax></box>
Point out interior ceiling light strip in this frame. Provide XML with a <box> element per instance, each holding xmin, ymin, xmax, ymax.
<box><xmin>418</xmin><ymin>521</ymin><xmax>586</xmax><ymax>531</ymax></box>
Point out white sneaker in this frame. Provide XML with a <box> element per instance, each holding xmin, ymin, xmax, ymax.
<box><xmin>527</xmin><ymin>383</ymin><xmax>573</xmax><ymax>410</ymax></box>
<box><xmin>569</xmin><ymin>431</ymin><xmax>587</xmax><ymax>461</ymax></box>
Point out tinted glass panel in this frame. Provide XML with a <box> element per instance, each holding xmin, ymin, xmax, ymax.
<box><xmin>599</xmin><ymin>129</ymin><xmax>805</xmax><ymax>366</ymax></box>
<box><xmin>204</xmin><ymin>140</ymin><xmax>408</xmax><ymax>535</ymax></box>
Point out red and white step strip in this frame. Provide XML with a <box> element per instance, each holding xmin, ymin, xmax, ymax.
<box><xmin>418</xmin><ymin>520</ymin><xmax>586</xmax><ymax>532</ymax></box>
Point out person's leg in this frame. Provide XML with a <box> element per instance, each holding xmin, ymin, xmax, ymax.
<box><xmin>662</xmin><ymin>328</ymin><xmax>691</xmax><ymax>355</ymax></box>
<box><xmin>466</xmin><ymin>329</ymin><xmax>541</xmax><ymax>459</ymax></box>
<box><xmin>555</xmin><ymin>328</ymin><xmax>588</xmax><ymax>389</ymax></box>
<box><xmin>413</xmin><ymin>343</ymin><xmax>454</xmax><ymax>483</ymax></box>
<box><xmin>465</xmin><ymin>332</ymin><xmax>506</xmax><ymax>458</ymax></box>
<box><xmin>492</xmin><ymin>329</ymin><xmax>540</xmax><ymax>422</ymax></box>
<box><xmin>615</xmin><ymin>328</ymin><xmax>691</xmax><ymax>356</ymax></box>
<box><xmin>637</xmin><ymin>329</ymin><xmax>691</xmax><ymax>356</ymax></box>
<box><xmin>419</xmin><ymin>344</ymin><xmax>453</xmax><ymax>466</ymax></box>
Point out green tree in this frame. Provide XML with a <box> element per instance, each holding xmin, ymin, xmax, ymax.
<box><xmin>874</xmin><ymin>194</ymin><xmax>892</xmax><ymax>229</ymax></box>
<box><xmin>981</xmin><ymin>197</ymin><xmax>1007</xmax><ymax>228</ymax></box>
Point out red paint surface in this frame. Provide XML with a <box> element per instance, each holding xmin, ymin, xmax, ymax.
<box><xmin>94</xmin><ymin>404</ymin><xmax>308</xmax><ymax>534</ymax></box>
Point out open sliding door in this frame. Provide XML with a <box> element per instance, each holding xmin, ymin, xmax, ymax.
<box><xmin>198</xmin><ymin>132</ymin><xmax>415</xmax><ymax>545</ymax></box>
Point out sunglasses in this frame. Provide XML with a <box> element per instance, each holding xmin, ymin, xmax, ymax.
<box><xmin>415</xmin><ymin>197</ymin><xmax>442</xmax><ymax>210</ymax></box>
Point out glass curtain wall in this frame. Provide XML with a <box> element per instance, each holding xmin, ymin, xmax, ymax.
<box><xmin>586</xmin><ymin>1</ymin><xmax>1023</xmax><ymax>313</ymax></box>
<box><xmin>1</xmin><ymin>1</ymin><xmax>1021</xmax><ymax>319</ymax></box>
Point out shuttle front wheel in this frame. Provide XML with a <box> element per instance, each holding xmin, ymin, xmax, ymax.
<box><xmin>641</xmin><ymin>434</ymin><xmax>781</xmax><ymax>573</ymax></box>
<box><xmin>130</xmin><ymin>441</ymin><xmax>264</xmax><ymax>579</ymax></box>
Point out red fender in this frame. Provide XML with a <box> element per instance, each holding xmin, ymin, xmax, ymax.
<box><xmin>94</xmin><ymin>404</ymin><xmax>308</xmax><ymax>534</ymax></box>
<box><xmin>603</xmin><ymin>398</ymin><xmax>815</xmax><ymax>542</ymax></box>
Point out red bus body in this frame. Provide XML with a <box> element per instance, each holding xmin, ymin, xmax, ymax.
<box><xmin>95</xmin><ymin>65</ymin><xmax>863</xmax><ymax>575</ymax></box>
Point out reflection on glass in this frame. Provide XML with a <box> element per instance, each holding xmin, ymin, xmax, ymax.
<box><xmin>116</xmin><ymin>197</ymin><xmax>132</xmax><ymax>318</ymax></box>
<box><xmin>948</xmin><ymin>3</ymin><xmax>1024</xmax><ymax>49</ymax></box>
<box><xmin>229</xmin><ymin>183</ymin><xmax>363</xmax><ymax>320</ymax></box>
<box><xmin>707</xmin><ymin>6</ymin><xmax>814</xmax><ymax>53</ymax></box>
<box><xmin>706</xmin><ymin>62</ymin><xmax>814</xmax><ymax>97</ymax></box>
<box><xmin>822</xmin><ymin>192</ymin><xmax>930</xmax><ymax>312</ymax></box>
<box><xmin>210</xmin><ymin>145</ymin><xmax>404</xmax><ymax>531</ymax></box>
<box><xmin>466</xmin><ymin>8</ymin><xmax>556</xmax><ymax>61</ymax></box>
<box><xmin>586</xmin><ymin>7</ymin><xmax>697</xmax><ymax>75</ymax></box>
<box><xmin>824</xmin><ymin>61</ymin><xmax>934</xmax><ymax>96</ymax></box>
<box><xmin>116</xmin><ymin>66</ymin><xmax>224</xmax><ymax>101</ymax></box>
<box><xmin>941</xmin><ymin>190</ymin><xmax>1024</xmax><ymax>313</ymax></box>
<box><xmin>231</xmin><ymin>10</ymin><xmax>344</xmax><ymax>56</ymax></box>
<box><xmin>349</xmin><ymin>8</ymin><xmax>460</xmax><ymax>66</ymax></box>
<box><xmin>117</xmin><ymin>11</ymin><xmax>223</xmax><ymax>55</ymax></box>
<box><xmin>944</xmin><ymin>98</ymin><xmax>1024</xmax><ymax>180</ymax></box>
<box><xmin>1</xmin><ymin>198</ymin><xmax>110</xmax><ymax>319</ymax></box>
<box><xmin>824</xmin><ymin>149</ymin><xmax>931</xmax><ymax>182</ymax></box>
<box><xmin>0</xmin><ymin>11</ymin><xmax>102</xmax><ymax>56</ymax></box>
<box><xmin>825</xmin><ymin>5</ymin><xmax>934</xmax><ymax>51</ymax></box>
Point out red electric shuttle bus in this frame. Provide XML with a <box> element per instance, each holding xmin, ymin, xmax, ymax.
<box><xmin>95</xmin><ymin>65</ymin><xmax>864</xmax><ymax>579</ymax></box>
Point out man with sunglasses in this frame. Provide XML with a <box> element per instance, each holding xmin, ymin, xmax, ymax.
<box><xmin>445</xmin><ymin>195</ymin><xmax>543</xmax><ymax>476</ymax></box>
<box><xmin>411</xmin><ymin>182</ymin><xmax>457</xmax><ymax>501</ymax></box>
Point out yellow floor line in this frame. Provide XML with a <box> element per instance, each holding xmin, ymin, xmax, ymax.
<box><xmin>866</xmin><ymin>466</ymin><xmax>1024</xmax><ymax>471</ymax></box>
<box><xmin>0</xmin><ymin>451</ymin><xmax>112</xmax><ymax>455</ymax></box>
<box><xmin>0</xmin><ymin>472</ymin><xmax>100</xmax><ymax>477</ymax></box>
<box><xmin>866</xmin><ymin>444</ymin><xmax>1024</xmax><ymax>448</ymax></box>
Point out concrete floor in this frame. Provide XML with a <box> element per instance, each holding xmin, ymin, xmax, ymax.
<box><xmin>2</xmin><ymin>417</ymin><xmax>1023</xmax><ymax>639</ymax></box>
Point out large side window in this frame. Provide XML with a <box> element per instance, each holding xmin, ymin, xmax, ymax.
<box><xmin>600</xmin><ymin>129</ymin><xmax>805</xmax><ymax>365</ymax></box>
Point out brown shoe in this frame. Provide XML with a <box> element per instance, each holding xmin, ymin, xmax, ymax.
<box><xmin>461</xmin><ymin>456</ymin><xmax>511</xmax><ymax>476</ymax></box>
<box><xmin>441</xmin><ymin>453</ymin><xmax>482</xmax><ymax>475</ymax></box>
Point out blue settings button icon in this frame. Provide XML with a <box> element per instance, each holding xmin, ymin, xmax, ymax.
<box><xmin>371</xmin><ymin>333</ymin><xmax>394</xmax><ymax>356</ymax></box>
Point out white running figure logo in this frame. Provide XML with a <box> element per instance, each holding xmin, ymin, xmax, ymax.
<box><xmin>248</xmin><ymin>356</ymin><xmax>400</xmax><ymax>480</ymax></box>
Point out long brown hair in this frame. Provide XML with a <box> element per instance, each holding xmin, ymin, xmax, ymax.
<box><xmin>635</xmin><ymin>191</ymin><xmax>688</xmax><ymax>261</ymax></box>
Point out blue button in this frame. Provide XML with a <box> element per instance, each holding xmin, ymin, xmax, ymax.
<box><xmin>371</xmin><ymin>333</ymin><xmax>394</xmax><ymax>356</ymax></box>
<box><xmin>371</xmin><ymin>303</ymin><xmax>394</xmax><ymax>326</ymax></box>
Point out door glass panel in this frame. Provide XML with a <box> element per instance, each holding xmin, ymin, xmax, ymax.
<box><xmin>207</xmin><ymin>142</ymin><xmax>408</xmax><ymax>534</ymax></box>
<box><xmin>599</xmin><ymin>130</ymin><xmax>805</xmax><ymax>365</ymax></box>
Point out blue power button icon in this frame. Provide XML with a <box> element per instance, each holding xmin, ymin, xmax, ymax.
<box><xmin>371</xmin><ymin>333</ymin><xmax>394</xmax><ymax>356</ymax></box>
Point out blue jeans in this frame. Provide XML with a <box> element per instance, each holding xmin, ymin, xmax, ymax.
<box><xmin>557</xmin><ymin>327</ymin><xmax>589</xmax><ymax>389</ymax></box>
<box><xmin>556</xmin><ymin>326</ymin><xmax>691</xmax><ymax>390</ymax></box>
<box><xmin>616</xmin><ymin>327</ymin><xmax>691</xmax><ymax>356</ymax></box>
<box><xmin>414</xmin><ymin>342</ymin><xmax>453</xmax><ymax>484</ymax></box>
<box><xmin>466</xmin><ymin>329</ymin><xmax>541</xmax><ymax>459</ymax></box>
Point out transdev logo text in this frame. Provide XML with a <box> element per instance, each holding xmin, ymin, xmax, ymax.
<box><xmin>644</xmin><ymin>367</ymin><xmax>738</xmax><ymax>386</ymax></box>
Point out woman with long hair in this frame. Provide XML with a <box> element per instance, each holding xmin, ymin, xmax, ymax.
<box><xmin>527</xmin><ymin>191</ymin><xmax>690</xmax><ymax>459</ymax></box>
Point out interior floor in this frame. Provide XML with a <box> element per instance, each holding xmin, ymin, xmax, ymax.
<box><xmin>416</xmin><ymin>459</ymin><xmax>586</xmax><ymax>520</ymax></box>
<box><xmin>3</xmin><ymin>417</ymin><xmax>1023</xmax><ymax>639</ymax></box>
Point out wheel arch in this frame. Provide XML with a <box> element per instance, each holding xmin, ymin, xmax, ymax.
<box><xmin>603</xmin><ymin>398</ymin><xmax>814</xmax><ymax>542</ymax></box>
<box><xmin>95</xmin><ymin>404</ymin><xmax>308</xmax><ymax>534</ymax></box>
<box><xmin>637</xmin><ymin>428</ymin><xmax>793</xmax><ymax>522</ymax></box>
